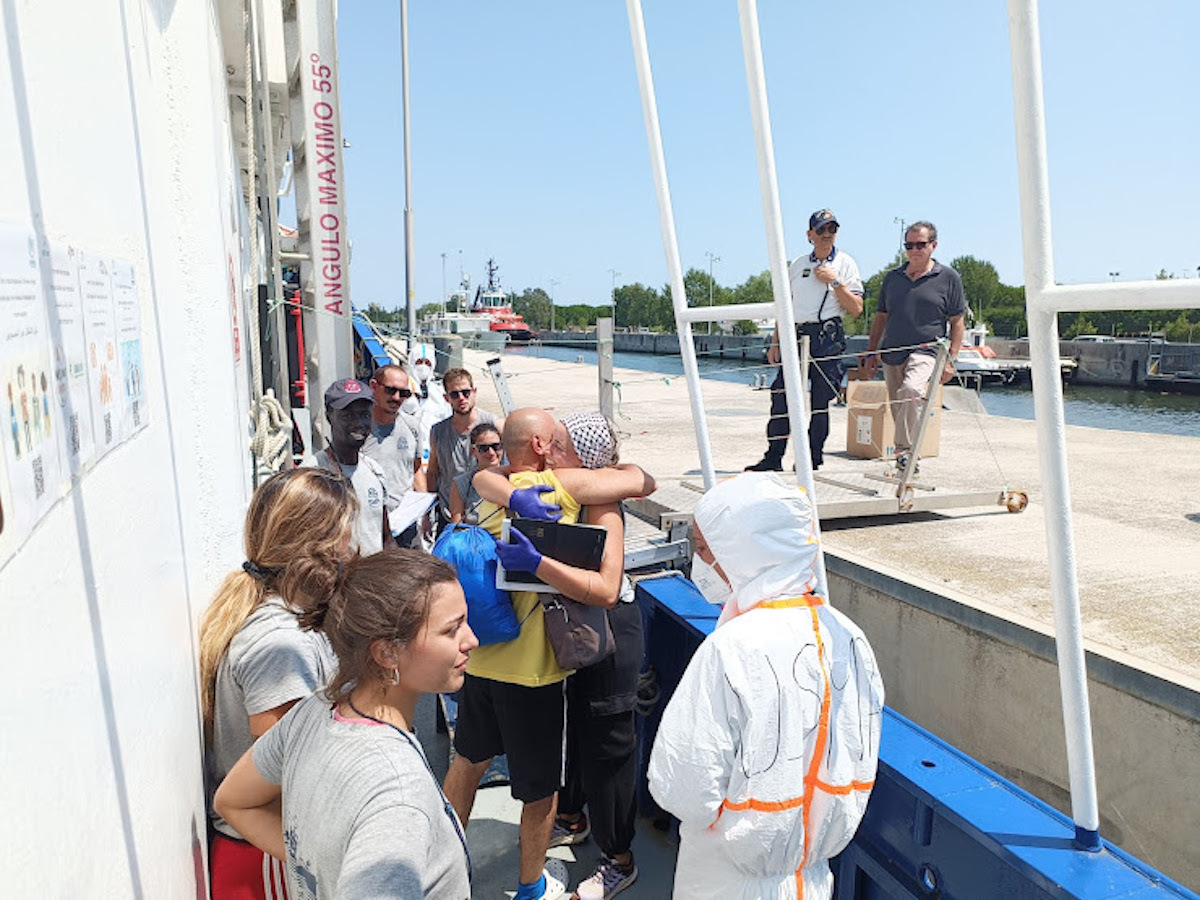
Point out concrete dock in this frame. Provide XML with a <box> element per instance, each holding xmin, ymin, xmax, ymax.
<box><xmin>471</xmin><ymin>346</ymin><xmax>1200</xmax><ymax>682</ymax></box>
<box><xmin>442</xmin><ymin>345</ymin><xmax>1200</xmax><ymax>895</ymax></box>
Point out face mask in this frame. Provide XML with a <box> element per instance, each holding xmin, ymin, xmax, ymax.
<box><xmin>413</xmin><ymin>363</ymin><xmax>433</xmax><ymax>383</ymax></box>
<box><xmin>691</xmin><ymin>556</ymin><xmax>734</xmax><ymax>608</ymax></box>
<box><xmin>400</xmin><ymin>395</ymin><xmax>420</xmax><ymax>415</ymax></box>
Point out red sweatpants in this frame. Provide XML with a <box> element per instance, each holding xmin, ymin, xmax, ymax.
<box><xmin>210</xmin><ymin>833</ymin><xmax>289</xmax><ymax>899</ymax></box>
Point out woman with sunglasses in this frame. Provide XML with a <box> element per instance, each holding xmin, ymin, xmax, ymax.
<box><xmin>199</xmin><ymin>468</ymin><xmax>357</xmax><ymax>898</ymax></box>
<box><xmin>448</xmin><ymin>422</ymin><xmax>503</xmax><ymax>524</ymax></box>
<box><xmin>215</xmin><ymin>549</ymin><xmax>477</xmax><ymax>899</ymax></box>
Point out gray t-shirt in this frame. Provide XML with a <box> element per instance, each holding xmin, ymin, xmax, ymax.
<box><xmin>430</xmin><ymin>410</ymin><xmax>496</xmax><ymax>518</ymax></box>
<box><xmin>877</xmin><ymin>261</ymin><xmax>967</xmax><ymax>365</ymax></box>
<box><xmin>310</xmin><ymin>449</ymin><xmax>388</xmax><ymax>555</ymax></box>
<box><xmin>254</xmin><ymin>693</ymin><xmax>471</xmax><ymax>900</ymax></box>
<box><xmin>360</xmin><ymin>413</ymin><xmax>423</xmax><ymax>508</ymax></box>
<box><xmin>208</xmin><ymin>598</ymin><xmax>335</xmax><ymax>839</ymax></box>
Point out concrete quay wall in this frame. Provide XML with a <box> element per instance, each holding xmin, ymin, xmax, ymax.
<box><xmin>990</xmin><ymin>337</ymin><xmax>1200</xmax><ymax>387</ymax></box>
<box><xmin>539</xmin><ymin>330</ymin><xmax>770</xmax><ymax>361</ymax></box>
<box><xmin>829</xmin><ymin>549</ymin><xmax>1200</xmax><ymax>890</ymax></box>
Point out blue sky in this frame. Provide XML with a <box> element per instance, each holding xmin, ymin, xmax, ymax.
<box><xmin>335</xmin><ymin>1</ymin><xmax>1200</xmax><ymax>313</ymax></box>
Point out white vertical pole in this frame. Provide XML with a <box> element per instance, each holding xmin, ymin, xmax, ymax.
<box><xmin>1007</xmin><ymin>0</ymin><xmax>1100</xmax><ymax>851</ymax></box>
<box><xmin>625</xmin><ymin>0</ymin><xmax>716</xmax><ymax>488</ymax></box>
<box><xmin>400</xmin><ymin>0</ymin><xmax>417</xmax><ymax>341</ymax></box>
<box><xmin>735</xmin><ymin>0</ymin><xmax>826</xmax><ymax>597</ymax></box>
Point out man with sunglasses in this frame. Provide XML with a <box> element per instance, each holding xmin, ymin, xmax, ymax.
<box><xmin>747</xmin><ymin>209</ymin><xmax>864</xmax><ymax>473</ymax></box>
<box><xmin>863</xmin><ymin>221</ymin><xmax>965</xmax><ymax>472</ymax></box>
<box><xmin>426</xmin><ymin>367</ymin><xmax>498</xmax><ymax>535</ymax></box>
<box><xmin>362</xmin><ymin>364</ymin><xmax>428</xmax><ymax>547</ymax></box>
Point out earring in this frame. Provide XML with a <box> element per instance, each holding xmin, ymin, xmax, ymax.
<box><xmin>388</xmin><ymin>667</ymin><xmax>400</xmax><ymax>686</ymax></box>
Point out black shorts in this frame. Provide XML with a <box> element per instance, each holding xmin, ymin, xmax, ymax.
<box><xmin>453</xmin><ymin>672</ymin><xmax>567</xmax><ymax>802</ymax></box>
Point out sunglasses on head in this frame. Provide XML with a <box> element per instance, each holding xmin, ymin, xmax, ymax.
<box><xmin>474</xmin><ymin>441</ymin><xmax>503</xmax><ymax>454</ymax></box>
<box><xmin>378</xmin><ymin>384</ymin><xmax>413</xmax><ymax>398</ymax></box>
<box><xmin>815</xmin><ymin>223</ymin><xmax>839</xmax><ymax>235</ymax></box>
<box><xmin>904</xmin><ymin>240</ymin><xmax>931</xmax><ymax>250</ymax></box>
<box><xmin>448</xmin><ymin>388</ymin><xmax>474</xmax><ymax>399</ymax></box>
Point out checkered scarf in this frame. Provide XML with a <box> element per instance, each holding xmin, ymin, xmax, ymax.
<box><xmin>561</xmin><ymin>412</ymin><xmax>617</xmax><ymax>470</ymax></box>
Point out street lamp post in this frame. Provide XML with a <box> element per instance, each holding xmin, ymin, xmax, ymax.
<box><xmin>548</xmin><ymin>278</ymin><xmax>560</xmax><ymax>333</ymax></box>
<box><xmin>440</xmin><ymin>252</ymin><xmax>447</xmax><ymax>315</ymax></box>
<box><xmin>705</xmin><ymin>251</ymin><xmax>720</xmax><ymax>335</ymax></box>
<box><xmin>894</xmin><ymin>217</ymin><xmax>907</xmax><ymax>247</ymax></box>
<box><xmin>1108</xmin><ymin>271</ymin><xmax>1120</xmax><ymax>281</ymax></box>
<box><xmin>608</xmin><ymin>268</ymin><xmax>620</xmax><ymax>329</ymax></box>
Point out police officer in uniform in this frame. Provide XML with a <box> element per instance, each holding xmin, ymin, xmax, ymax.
<box><xmin>747</xmin><ymin>209</ymin><xmax>864</xmax><ymax>472</ymax></box>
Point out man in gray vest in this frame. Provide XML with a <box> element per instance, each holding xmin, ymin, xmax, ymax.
<box><xmin>425</xmin><ymin>367</ymin><xmax>498</xmax><ymax>534</ymax></box>
<box><xmin>863</xmin><ymin>221</ymin><xmax>965</xmax><ymax>472</ymax></box>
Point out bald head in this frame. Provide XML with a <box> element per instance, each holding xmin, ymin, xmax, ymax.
<box><xmin>502</xmin><ymin>408</ymin><xmax>556</xmax><ymax>470</ymax></box>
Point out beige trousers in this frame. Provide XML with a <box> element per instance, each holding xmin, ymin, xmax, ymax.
<box><xmin>883</xmin><ymin>353</ymin><xmax>937</xmax><ymax>454</ymax></box>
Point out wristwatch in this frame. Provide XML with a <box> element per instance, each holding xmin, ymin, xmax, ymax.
<box><xmin>831</xmin><ymin>279</ymin><xmax>842</xmax><ymax>289</ymax></box>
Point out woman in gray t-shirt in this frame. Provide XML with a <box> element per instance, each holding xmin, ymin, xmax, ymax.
<box><xmin>215</xmin><ymin>550</ymin><xmax>477</xmax><ymax>899</ymax></box>
<box><xmin>199</xmin><ymin>468</ymin><xmax>358</xmax><ymax>898</ymax></box>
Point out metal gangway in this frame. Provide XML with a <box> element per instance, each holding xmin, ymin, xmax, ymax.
<box><xmin>622</xmin><ymin>0</ymin><xmax>1199</xmax><ymax>883</ymax></box>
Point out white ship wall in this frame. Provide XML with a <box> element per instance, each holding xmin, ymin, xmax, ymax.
<box><xmin>0</xmin><ymin>0</ymin><xmax>254</xmax><ymax>895</ymax></box>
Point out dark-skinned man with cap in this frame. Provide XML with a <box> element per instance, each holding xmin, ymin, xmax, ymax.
<box><xmin>747</xmin><ymin>209</ymin><xmax>864</xmax><ymax>472</ymax></box>
<box><xmin>306</xmin><ymin>378</ymin><xmax>391</xmax><ymax>554</ymax></box>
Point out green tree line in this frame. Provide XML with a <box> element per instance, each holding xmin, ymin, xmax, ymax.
<box><xmin>367</xmin><ymin>258</ymin><xmax>1200</xmax><ymax>343</ymax></box>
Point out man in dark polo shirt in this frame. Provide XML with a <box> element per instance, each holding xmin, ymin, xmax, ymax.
<box><xmin>746</xmin><ymin>209</ymin><xmax>864</xmax><ymax>472</ymax></box>
<box><xmin>863</xmin><ymin>221</ymin><xmax>965</xmax><ymax>470</ymax></box>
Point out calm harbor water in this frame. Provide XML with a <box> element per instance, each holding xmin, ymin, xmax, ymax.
<box><xmin>506</xmin><ymin>342</ymin><xmax>1200</xmax><ymax>438</ymax></box>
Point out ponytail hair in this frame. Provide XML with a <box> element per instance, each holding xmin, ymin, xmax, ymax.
<box><xmin>198</xmin><ymin>469</ymin><xmax>358</xmax><ymax>740</ymax></box>
<box><xmin>287</xmin><ymin>548</ymin><xmax>459</xmax><ymax>703</ymax></box>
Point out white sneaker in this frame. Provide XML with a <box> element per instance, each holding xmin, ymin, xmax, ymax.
<box><xmin>573</xmin><ymin>855</ymin><xmax>638</xmax><ymax>900</ymax></box>
<box><xmin>539</xmin><ymin>858</ymin><xmax>569</xmax><ymax>900</ymax></box>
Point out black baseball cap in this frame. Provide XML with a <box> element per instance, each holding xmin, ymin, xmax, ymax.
<box><xmin>324</xmin><ymin>378</ymin><xmax>371</xmax><ymax>409</ymax></box>
<box><xmin>809</xmin><ymin>209</ymin><xmax>838</xmax><ymax>230</ymax></box>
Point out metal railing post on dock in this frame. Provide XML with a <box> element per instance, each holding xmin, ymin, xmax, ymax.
<box><xmin>598</xmin><ymin>317</ymin><xmax>614</xmax><ymax>421</ymax></box>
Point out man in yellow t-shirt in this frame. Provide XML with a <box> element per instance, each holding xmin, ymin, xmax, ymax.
<box><xmin>442</xmin><ymin>408</ymin><xmax>583</xmax><ymax>900</ymax></box>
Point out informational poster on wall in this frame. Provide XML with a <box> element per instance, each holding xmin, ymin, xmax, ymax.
<box><xmin>78</xmin><ymin>249</ymin><xmax>121</xmax><ymax>459</ymax></box>
<box><xmin>0</xmin><ymin>223</ymin><xmax>65</xmax><ymax>545</ymax></box>
<box><xmin>111</xmin><ymin>259</ymin><xmax>147</xmax><ymax>438</ymax></box>
<box><xmin>41</xmin><ymin>239</ymin><xmax>95</xmax><ymax>474</ymax></box>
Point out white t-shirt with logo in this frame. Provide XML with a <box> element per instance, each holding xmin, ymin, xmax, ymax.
<box><xmin>788</xmin><ymin>248</ymin><xmax>864</xmax><ymax>324</ymax></box>
<box><xmin>309</xmin><ymin>449</ymin><xmax>388</xmax><ymax>555</ymax></box>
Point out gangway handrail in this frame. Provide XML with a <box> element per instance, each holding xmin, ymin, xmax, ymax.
<box><xmin>625</xmin><ymin>0</ymin><xmax>829</xmax><ymax>598</ymax></box>
<box><xmin>1007</xmin><ymin>0</ymin><xmax>1200</xmax><ymax>852</ymax></box>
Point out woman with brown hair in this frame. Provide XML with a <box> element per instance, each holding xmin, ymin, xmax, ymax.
<box><xmin>215</xmin><ymin>549</ymin><xmax>477</xmax><ymax>899</ymax></box>
<box><xmin>200</xmin><ymin>467</ymin><xmax>358</xmax><ymax>898</ymax></box>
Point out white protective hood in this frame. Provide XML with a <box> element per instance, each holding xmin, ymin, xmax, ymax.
<box><xmin>693</xmin><ymin>472</ymin><xmax>819</xmax><ymax>624</ymax></box>
<box><xmin>650</xmin><ymin>471</ymin><xmax>884</xmax><ymax>899</ymax></box>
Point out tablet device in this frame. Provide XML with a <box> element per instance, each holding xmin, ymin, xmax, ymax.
<box><xmin>495</xmin><ymin>517</ymin><xmax>606</xmax><ymax>593</ymax></box>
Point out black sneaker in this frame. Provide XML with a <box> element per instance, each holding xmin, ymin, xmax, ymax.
<box><xmin>745</xmin><ymin>456</ymin><xmax>783</xmax><ymax>472</ymax></box>
<box><xmin>895</xmin><ymin>453</ymin><xmax>920</xmax><ymax>475</ymax></box>
<box><xmin>548</xmin><ymin>812</ymin><xmax>590</xmax><ymax>848</ymax></box>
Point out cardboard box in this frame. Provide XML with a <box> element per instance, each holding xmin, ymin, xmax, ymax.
<box><xmin>845</xmin><ymin>380</ymin><xmax>941</xmax><ymax>460</ymax></box>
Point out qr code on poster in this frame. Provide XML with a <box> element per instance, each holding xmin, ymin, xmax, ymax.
<box><xmin>32</xmin><ymin>455</ymin><xmax>44</xmax><ymax>498</ymax></box>
<box><xmin>69</xmin><ymin>412</ymin><xmax>80</xmax><ymax>454</ymax></box>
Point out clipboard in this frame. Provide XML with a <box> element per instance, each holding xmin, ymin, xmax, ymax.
<box><xmin>495</xmin><ymin>517</ymin><xmax>606</xmax><ymax>593</ymax></box>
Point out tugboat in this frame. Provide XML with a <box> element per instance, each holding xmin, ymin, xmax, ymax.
<box><xmin>473</xmin><ymin>258</ymin><xmax>533</xmax><ymax>342</ymax></box>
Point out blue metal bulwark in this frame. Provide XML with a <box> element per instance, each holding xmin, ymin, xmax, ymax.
<box><xmin>635</xmin><ymin>575</ymin><xmax>1197</xmax><ymax>900</ymax></box>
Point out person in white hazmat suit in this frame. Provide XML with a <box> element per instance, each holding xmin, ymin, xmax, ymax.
<box><xmin>648</xmin><ymin>472</ymin><xmax>884</xmax><ymax>899</ymax></box>
<box><xmin>406</xmin><ymin>340</ymin><xmax>451</xmax><ymax>469</ymax></box>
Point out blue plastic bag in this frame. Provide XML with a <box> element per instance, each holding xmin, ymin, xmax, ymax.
<box><xmin>432</xmin><ymin>524</ymin><xmax>521</xmax><ymax>646</ymax></box>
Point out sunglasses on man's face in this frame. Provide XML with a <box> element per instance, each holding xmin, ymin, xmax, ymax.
<box><xmin>474</xmin><ymin>441</ymin><xmax>503</xmax><ymax>454</ymax></box>
<box><xmin>378</xmin><ymin>384</ymin><xmax>413</xmax><ymax>398</ymax></box>
<box><xmin>815</xmin><ymin>223</ymin><xmax>839</xmax><ymax>236</ymax></box>
<box><xmin>904</xmin><ymin>240</ymin><xmax>932</xmax><ymax>250</ymax></box>
<box><xmin>448</xmin><ymin>388</ymin><xmax>474</xmax><ymax>400</ymax></box>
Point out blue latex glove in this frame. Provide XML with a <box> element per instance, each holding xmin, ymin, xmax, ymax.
<box><xmin>495</xmin><ymin>526</ymin><xmax>543</xmax><ymax>575</ymax></box>
<box><xmin>508</xmin><ymin>485</ymin><xmax>562</xmax><ymax>522</ymax></box>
